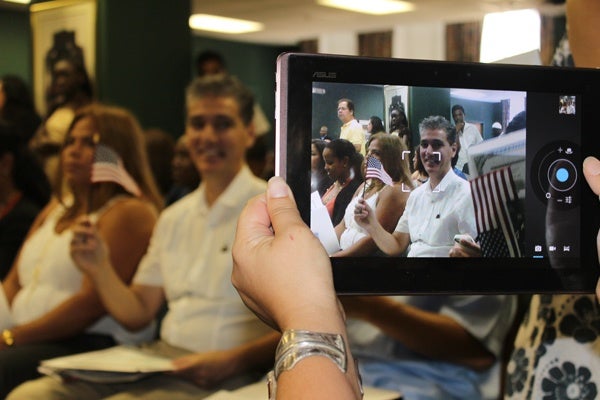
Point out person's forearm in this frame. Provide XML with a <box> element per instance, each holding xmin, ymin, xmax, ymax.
<box><xmin>367</xmin><ymin>225</ymin><xmax>407</xmax><ymax>256</ymax></box>
<box><xmin>363</xmin><ymin>298</ymin><xmax>494</xmax><ymax>371</ymax></box>
<box><xmin>6</xmin><ymin>291</ymin><xmax>105</xmax><ymax>347</ymax></box>
<box><xmin>334</xmin><ymin>236</ymin><xmax>377</xmax><ymax>257</ymax></box>
<box><xmin>227</xmin><ymin>331</ymin><xmax>280</xmax><ymax>376</ymax></box>
<box><xmin>88</xmin><ymin>264</ymin><xmax>154</xmax><ymax>331</ymax></box>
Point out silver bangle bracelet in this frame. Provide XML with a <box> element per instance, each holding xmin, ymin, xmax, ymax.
<box><xmin>274</xmin><ymin>329</ymin><xmax>347</xmax><ymax>379</ymax></box>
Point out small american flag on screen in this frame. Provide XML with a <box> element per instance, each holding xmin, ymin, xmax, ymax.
<box><xmin>365</xmin><ymin>157</ymin><xmax>393</xmax><ymax>186</ymax></box>
<box><xmin>470</xmin><ymin>166</ymin><xmax>522</xmax><ymax>257</ymax></box>
<box><xmin>91</xmin><ymin>144</ymin><xmax>141</xmax><ymax>197</ymax></box>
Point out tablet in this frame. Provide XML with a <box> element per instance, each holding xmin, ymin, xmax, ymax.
<box><xmin>275</xmin><ymin>52</ymin><xmax>600</xmax><ymax>294</ymax></box>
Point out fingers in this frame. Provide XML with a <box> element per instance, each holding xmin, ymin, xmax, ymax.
<box><xmin>233</xmin><ymin>192</ymin><xmax>269</xmax><ymax>252</ymax></box>
<box><xmin>583</xmin><ymin>156</ymin><xmax>600</xmax><ymax>195</ymax></box>
<box><xmin>264</xmin><ymin>176</ymin><xmax>305</xmax><ymax>236</ymax></box>
<box><xmin>70</xmin><ymin>217</ymin><xmax>96</xmax><ymax>245</ymax></box>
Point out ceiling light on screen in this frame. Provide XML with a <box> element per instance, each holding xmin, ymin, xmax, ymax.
<box><xmin>480</xmin><ymin>9</ymin><xmax>541</xmax><ymax>63</ymax></box>
<box><xmin>317</xmin><ymin>0</ymin><xmax>415</xmax><ymax>15</ymax></box>
<box><xmin>189</xmin><ymin>14</ymin><xmax>264</xmax><ymax>34</ymax></box>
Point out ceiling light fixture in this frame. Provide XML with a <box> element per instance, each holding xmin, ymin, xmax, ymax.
<box><xmin>317</xmin><ymin>0</ymin><xmax>415</xmax><ymax>15</ymax></box>
<box><xmin>2</xmin><ymin>0</ymin><xmax>30</xmax><ymax>4</ymax></box>
<box><xmin>189</xmin><ymin>14</ymin><xmax>264</xmax><ymax>34</ymax></box>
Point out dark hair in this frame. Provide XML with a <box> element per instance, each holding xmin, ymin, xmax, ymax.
<box><xmin>0</xmin><ymin>119</ymin><xmax>50</xmax><ymax>208</ymax></box>
<box><xmin>195</xmin><ymin>50</ymin><xmax>226</xmax><ymax>76</ymax></box>
<box><xmin>419</xmin><ymin>115</ymin><xmax>457</xmax><ymax>145</ymax></box>
<box><xmin>311</xmin><ymin>139</ymin><xmax>327</xmax><ymax>171</ymax></box>
<box><xmin>505</xmin><ymin>110</ymin><xmax>526</xmax><ymax>134</ymax></box>
<box><xmin>337</xmin><ymin>98</ymin><xmax>355</xmax><ymax>114</ymax></box>
<box><xmin>325</xmin><ymin>138</ymin><xmax>362</xmax><ymax>181</ymax></box>
<box><xmin>368</xmin><ymin>116</ymin><xmax>385</xmax><ymax>134</ymax></box>
<box><xmin>186</xmin><ymin>75</ymin><xmax>255</xmax><ymax>126</ymax></box>
<box><xmin>451</xmin><ymin>104</ymin><xmax>465</xmax><ymax>115</ymax></box>
<box><xmin>1</xmin><ymin>75</ymin><xmax>36</xmax><ymax>113</ymax></box>
<box><xmin>0</xmin><ymin>75</ymin><xmax>41</xmax><ymax>142</ymax></box>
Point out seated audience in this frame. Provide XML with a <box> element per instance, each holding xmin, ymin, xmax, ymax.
<box><xmin>311</xmin><ymin>138</ymin><xmax>333</xmax><ymax>197</ymax></box>
<box><xmin>165</xmin><ymin>135</ymin><xmax>200</xmax><ymax>206</ymax></box>
<box><xmin>333</xmin><ymin>133</ymin><xmax>413</xmax><ymax>257</ymax></box>
<box><xmin>0</xmin><ymin>120</ymin><xmax>50</xmax><ymax>279</ymax></box>
<box><xmin>0</xmin><ymin>103</ymin><xmax>161</xmax><ymax>397</ymax></box>
<box><xmin>321</xmin><ymin>139</ymin><xmax>362</xmax><ymax>226</ymax></box>
<box><xmin>0</xmin><ymin>75</ymin><xmax>42</xmax><ymax>143</ymax></box>
<box><xmin>8</xmin><ymin>74</ymin><xmax>280</xmax><ymax>399</ymax></box>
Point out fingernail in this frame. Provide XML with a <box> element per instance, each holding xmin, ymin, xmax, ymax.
<box><xmin>584</xmin><ymin>156</ymin><xmax>600</xmax><ymax>175</ymax></box>
<box><xmin>268</xmin><ymin>176</ymin><xmax>289</xmax><ymax>198</ymax></box>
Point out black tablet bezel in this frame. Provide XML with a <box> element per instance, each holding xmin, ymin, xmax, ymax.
<box><xmin>275</xmin><ymin>52</ymin><xmax>600</xmax><ymax>294</ymax></box>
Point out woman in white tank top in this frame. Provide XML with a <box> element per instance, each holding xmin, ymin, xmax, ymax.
<box><xmin>334</xmin><ymin>133</ymin><xmax>413</xmax><ymax>257</ymax></box>
<box><xmin>0</xmin><ymin>103</ymin><xmax>163</xmax><ymax>396</ymax></box>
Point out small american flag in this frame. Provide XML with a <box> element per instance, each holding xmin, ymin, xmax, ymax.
<box><xmin>365</xmin><ymin>157</ymin><xmax>393</xmax><ymax>186</ymax></box>
<box><xmin>470</xmin><ymin>166</ymin><xmax>523</xmax><ymax>257</ymax></box>
<box><xmin>91</xmin><ymin>144</ymin><xmax>141</xmax><ymax>197</ymax></box>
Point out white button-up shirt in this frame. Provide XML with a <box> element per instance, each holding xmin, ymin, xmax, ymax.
<box><xmin>133</xmin><ymin>166</ymin><xmax>271</xmax><ymax>352</ymax></box>
<box><xmin>395</xmin><ymin>170</ymin><xmax>477</xmax><ymax>257</ymax></box>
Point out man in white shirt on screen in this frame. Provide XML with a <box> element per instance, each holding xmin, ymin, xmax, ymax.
<box><xmin>452</xmin><ymin>104</ymin><xmax>483</xmax><ymax>174</ymax></box>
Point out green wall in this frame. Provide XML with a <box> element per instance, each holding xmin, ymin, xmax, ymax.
<box><xmin>97</xmin><ymin>0</ymin><xmax>191</xmax><ymax>137</ymax></box>
<box><xmin>0</xmin><ymin>7</ymin><xmax>32</xmax><ymax>85</ymax></box>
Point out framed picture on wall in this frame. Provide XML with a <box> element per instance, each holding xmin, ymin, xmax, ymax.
<box><xmin>30</xmin><ymin>0</ymin><xmax>96</xmax><ymax>116</ymax></box>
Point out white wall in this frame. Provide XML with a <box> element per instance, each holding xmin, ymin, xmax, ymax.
<box><xmin>316</xmin><ymin>21</ymin><xmax>446</xmax><ymax>61</ymax></box>
<box><xmin>392</xmin><ymin>22</ymin><xmax>445</xmax><ymax>61</ymax></box>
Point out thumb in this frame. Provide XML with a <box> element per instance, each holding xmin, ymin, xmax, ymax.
<box><xmin>265</xmin><ymin>176</ymin><xmax>305</xmax><ymax>235</ymax></box>
<box><xmin>583</xmin><ymin>156</ymin><xmax>600</xmax><ymax>195</ymax></box>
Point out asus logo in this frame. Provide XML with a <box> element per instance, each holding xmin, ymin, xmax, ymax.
<box><xmin>312</xmin><ymin>72</ymin><xmax>337</xmax><ymax>79</ymax></box>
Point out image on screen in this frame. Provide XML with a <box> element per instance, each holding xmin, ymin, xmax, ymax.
<box><xmin>309</xmin><ymin>82</ymin><xmax>581</xmax><ymax>263</ymax></box>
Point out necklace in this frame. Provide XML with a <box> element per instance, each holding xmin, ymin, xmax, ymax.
<box><xmin>321</xmin><ymin>177</ymin><xmax>351</xmax><ymax>205</ymax></box>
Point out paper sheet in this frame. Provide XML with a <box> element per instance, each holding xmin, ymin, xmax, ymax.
<box><xmin>40</xmin><ymin>345</ymin><xmax>175</xmax><ymax>373</ymax></box>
